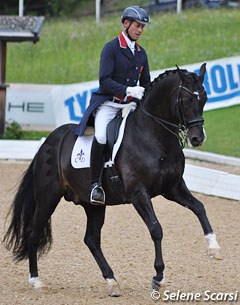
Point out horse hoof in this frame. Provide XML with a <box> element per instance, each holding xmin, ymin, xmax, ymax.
<box><xmin>152</xmin><ymin>277</ymin><xmax>166</xmax><ymax>293</ymax></box>
<box><xmin>106</xmin><ymin>278</ymin><xmax>121</xmax><ymax>297</ymax></box>
<box><xmin>29</xmin><ymin>276</ymin><xmax>44</xmax><ymax>289</ymax></box>
<box><xmin>208</xmin><ymin>248</ymin><xmax>223</xmax><ymax>260</ymax></box>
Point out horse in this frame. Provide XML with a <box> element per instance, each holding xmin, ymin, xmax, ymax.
<box><xmin>3</xmin><ymin>63</ymin><xmax>221</xmax><ymax>297</ymax></box>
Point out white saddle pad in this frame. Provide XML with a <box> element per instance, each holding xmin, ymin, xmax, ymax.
<box><xmin>71</xmin><ymin>134</ymin><xmax>93</xmax><ymax>168</ymax></box>
<box><xmin>71</xmin><ymin>104</ymin><xmax>136</xmax><ymax>169</ymax></box>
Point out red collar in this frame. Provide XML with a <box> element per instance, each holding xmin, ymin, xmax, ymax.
<box><xmin>118</xmin><ymin>33</ymin><xmax>140</xmax><ymax>51</ymax></box>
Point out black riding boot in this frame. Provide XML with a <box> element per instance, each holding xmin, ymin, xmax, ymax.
<box><xmin>90</xmin><ymin>137</ymin><xmax>106</xmax><ymax>205</ymax></box>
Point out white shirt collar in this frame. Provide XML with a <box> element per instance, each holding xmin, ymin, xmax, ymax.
<box><xmin>122</xmin><ymin>31</ymin><xmax>135</xmax><ymax>54</ymax></box>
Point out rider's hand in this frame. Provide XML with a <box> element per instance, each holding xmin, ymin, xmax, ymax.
<box><xmin>126</xmin><ymin>86</ymin><xmax>145</xmax><ymax>100</ymax></box>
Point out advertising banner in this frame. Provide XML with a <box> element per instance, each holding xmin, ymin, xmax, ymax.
<box><xmin>179</xmin><ymin>56</ymin><xmax>240</xmax><ymax>111</ymax></box>
<box><xmin>51</xmin><ymin>80</ymin><xmax>98</xmax><ymax>127</ymax></box>
<box><xmin>5</xmin><ymin>56</ymin><xmax>240</xmax><ymax>128</ymax></box>
<box><xmin>6</xmin><ymin>83</ymin><xmax>57</xmax><ymax>127</ymax></box>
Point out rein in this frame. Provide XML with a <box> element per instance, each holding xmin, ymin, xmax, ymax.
<box><xmin>139</xmin><ymin>101</ymin><xmax>180</xmax><ymax>132</ymax></box>
<box><xmin>139</xmin><ymin>98</ymin><xmax>186</xmax><ymax>147</ymax></box>
<box><xmin>139</xmin><ymin>81</ymin><xmax>205</xmax><ymax>148</ymax></box>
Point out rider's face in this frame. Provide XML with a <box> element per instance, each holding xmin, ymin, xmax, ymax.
<box><xmin>124</xmin><ymin>20</ymin><xmax>145</xmax><ymax>41</ymax></box>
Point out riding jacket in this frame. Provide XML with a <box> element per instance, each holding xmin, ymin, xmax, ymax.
<box><xmin>74</xmin><ymin>32</ymin><xmax>150</xmax><ymax>136</ymax></box>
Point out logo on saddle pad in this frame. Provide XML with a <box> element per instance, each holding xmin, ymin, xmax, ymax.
<box><xmin>71</xmin><ymin>104</ymin><xmax>136</xmax><ymax>169</ymax></box>
<box><xmin>71</xmin><ymin>135</ymin><xmax>92</xmax><ymax>168</ymax></box>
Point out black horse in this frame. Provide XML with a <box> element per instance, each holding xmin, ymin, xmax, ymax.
<box><xmin>3</xmin><ymin>64</ymin><xmax>221</xmax><ymax>297</ymax></box>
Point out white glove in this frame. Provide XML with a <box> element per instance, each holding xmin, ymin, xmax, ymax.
<box><xmin>126</xmin><ymin>86</ymin><xmax>145</xmax><ymax>100</ymax></box>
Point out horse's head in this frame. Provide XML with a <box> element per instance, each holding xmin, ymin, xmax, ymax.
<box><xmin>141</xmin><ymin>64</ymin><xmax>208</xmax><ymax>148</ymax></box>
<box><xmin>176</xmin><ymin>63</ymin><xmax>207</xmax><ymax>147</ymax></box>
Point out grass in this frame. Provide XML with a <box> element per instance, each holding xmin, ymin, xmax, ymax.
<box><xmin>19</xmin><ymin>130</ymin><xmax>50</xmax><ymax>140</ymax></box>
<box><xmin>199</xmin><ymin>105</ymin><xmax>240</xmax><ymax>157</ymax></box>
<box><xmin>6</xmin><ymin>8</ymin><xmax>240</xmax><ymax>84</ymax></box>
<box><xmin>4</xmin><ymin>7</ymin><xmax>240</xmax><ymax>157</ymax></box>
<box><xmin>0</xmin><ymin>121</ymin><xmax>50</xmax><ymax>140</ymax></box>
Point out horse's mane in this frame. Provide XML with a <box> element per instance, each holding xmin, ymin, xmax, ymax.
<box><xmin>145</xmin><ymin>68</ymin><xmax>195</xmax><ymax>96</ymax></box>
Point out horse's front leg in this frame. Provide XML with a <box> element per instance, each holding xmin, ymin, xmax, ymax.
<box><xmin>131</xmin><ymin>191</ymin><xmax>165</xmax><ymax>292</ymax></box>
<box><xmin>83</xmin><ymin>204</ymin><xmax>121</xmax><ymax>297</ymax></box>
<box><xmin>164</xmin><ymin>178</ymin><xmax>222</xmax><ymax>260</ymax></box>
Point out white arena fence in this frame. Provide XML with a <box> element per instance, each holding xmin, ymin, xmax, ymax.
<box><xmin>0</xmin><ymin>138</ymin><xmax>239</xmax><ymax>201</ymax></box>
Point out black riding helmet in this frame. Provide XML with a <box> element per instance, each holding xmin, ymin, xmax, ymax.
<box><xmin>121</xmin><ymin>6</ymin><xmax>150</xmax><ymax>24</ymax></box>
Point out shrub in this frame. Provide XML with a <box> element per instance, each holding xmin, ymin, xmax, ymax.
<box><xmin>4</xmin><ymin>121</ymin><xmax>24</xmax><ymax>139</ymax></box>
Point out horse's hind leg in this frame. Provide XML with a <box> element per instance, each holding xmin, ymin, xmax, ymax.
<box><xmin>28</xmin><ymin>189</ymin><xmax>62</xmax><ymax>289</ymax></box>
<box><xmin>83</xmin><ymin>204</ymin><xmax>121</xmax><ymax>297</ymax></box>
<box><xmin>164</xmin><ymin>179</ymin><xmax>222</xmax><ymax>260</ymax></box>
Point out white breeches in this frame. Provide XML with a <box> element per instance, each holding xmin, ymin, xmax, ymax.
<box><xmin>94</xmin><ymin>101</ymin><xmax>136</xmax><ymax>144</ymax></box>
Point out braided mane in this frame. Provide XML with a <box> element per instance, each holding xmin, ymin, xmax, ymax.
<box><xmin>144</xmin><ymin>68</ymin><xmax>197</xmax><ymax>97</ymax></box>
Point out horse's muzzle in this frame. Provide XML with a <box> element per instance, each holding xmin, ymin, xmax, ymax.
<box><xmin>187</xmin><ymin>125</ymin><xmax>206</xmax><ymax>147</ymax></box>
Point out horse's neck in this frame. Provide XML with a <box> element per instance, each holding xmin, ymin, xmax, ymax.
<box><xmin>144</xmin><ymin>76</ymin><xmax>179</xmax><ymax>120</ymax></box>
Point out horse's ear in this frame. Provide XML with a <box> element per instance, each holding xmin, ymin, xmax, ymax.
<box><xmin>198</xmin><ymin>63</ymin><xmax>206</xmax><ymax>83</ymax></box>
<box><xmin>176</xmin><ymin>64</ymin><xmax>185</xmax><ymax>81</ymax></box>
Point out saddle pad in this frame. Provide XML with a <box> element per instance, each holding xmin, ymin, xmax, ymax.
<box><xmin>71</xmin><ymin>134</ymin><xmax>93</xmax><ymax>169</ymax></box>
<box><xmin>71</xmin><ymin>104</ymin><xmax>136</xmax><ymax>169</ymax></box>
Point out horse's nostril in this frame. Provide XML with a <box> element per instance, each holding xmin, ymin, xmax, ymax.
<box><xmin>191</xmin><ymin>137</ymin><xmax>203</xmax><ymax>147</ymax></box>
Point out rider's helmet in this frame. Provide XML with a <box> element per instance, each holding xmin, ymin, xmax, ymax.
<box><xmin>121</xmin><ymin>6</ymin><xmax>150</xmax><ymax>25</ymax></box>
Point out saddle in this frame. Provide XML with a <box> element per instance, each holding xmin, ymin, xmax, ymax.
<box><xmin>71</xmin><ymin>104</ymin><xmax>136</xmax><ymax>202</ymax></box>
<box><xmin>104</xmin><ymin>109</ymin><xmax>129</xmax><ymax>203</ymax></box>
<box><xmin>106</xmin><ymin>110</ymin><xmax>123</xmax><ymax>159</ymax></box>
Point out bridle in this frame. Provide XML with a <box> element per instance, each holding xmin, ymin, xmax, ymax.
<box><xmin>139</xmin><ymin>81</ymin><xmax>206</xmax><ymax>147</ymax></box>
<box><xmin>178</xmin><ymin>83</ymin><xmax>205</xmax><ymax>129</ymax></box>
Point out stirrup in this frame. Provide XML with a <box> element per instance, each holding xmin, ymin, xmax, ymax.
<box><xmin>90</xmin><ymin>184</ymin><xmax>105</xmax><ymax>205</ymax></box>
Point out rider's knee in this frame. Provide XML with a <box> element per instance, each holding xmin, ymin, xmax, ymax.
<box><xmin>94</xmin><ymin>134</ymin><xmax>107</xmax><ymax>145</ymax></box>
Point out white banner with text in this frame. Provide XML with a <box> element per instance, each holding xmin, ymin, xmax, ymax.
<box><xmin>5</xmin><ymin>56</ymin><xmax>240</xmax><ymax>128</ymax></box>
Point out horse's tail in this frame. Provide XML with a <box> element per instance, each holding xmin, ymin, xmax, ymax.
<box><xmin>3</xmin><ymin>156</ymin><xmax>52</xmax><ymax>261</ymax></box>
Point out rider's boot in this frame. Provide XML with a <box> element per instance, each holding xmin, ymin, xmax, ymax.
<box><xmin>90</xmin><ymin>137</ymin><xmax>106</xmax><ymax>205</ymax></box>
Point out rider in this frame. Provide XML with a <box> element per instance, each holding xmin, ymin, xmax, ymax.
<box><xmin>75</xmin><ymin>6</ymin><xmax>151</xmax><ymax>205</ymax></box>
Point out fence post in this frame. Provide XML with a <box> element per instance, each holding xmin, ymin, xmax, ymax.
<box><xmin>177</xmin><ymin>0</ymin><xmax>182</xmax><ymax>13</ymax></box>
<box><xmin>96</xmin><ymin>0</ymin><xmax>101</xmax><ymax>25</ymax></box>
<box><xmin>0</xmin><ymin>41</ymin><xmax>7</xmax><ymax>135</ymax></box>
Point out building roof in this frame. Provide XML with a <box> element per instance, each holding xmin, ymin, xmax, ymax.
<box><xmin>0</xmin><ymin>16</ymin><xmax>44</xmax><ymax>42</ymax></box>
